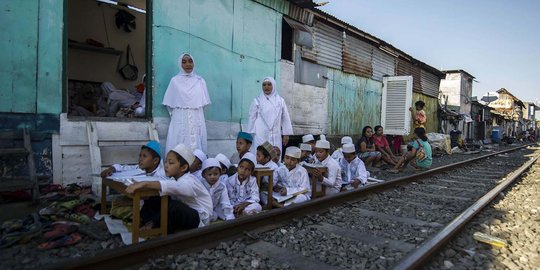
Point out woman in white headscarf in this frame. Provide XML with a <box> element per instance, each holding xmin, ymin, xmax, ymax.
<box><xmin>163</xmin><ymin>53</ymin><xmax>211</xmax><ymax>153</ymax></box>
<box><xmin>247</xmin><ymin>77</ymin><xmax>293</xmax><ymax>154</ymax></box>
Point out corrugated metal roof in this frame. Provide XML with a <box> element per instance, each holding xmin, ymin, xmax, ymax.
<box><xmin>342</xmin><ymin>34</ymin><xmax>373</xmax><ymax>77</ymax></box>
<box><xmin>287</xmin><ymin>4</ymin><xmax>314</xmax><ymax>25</ymax></box>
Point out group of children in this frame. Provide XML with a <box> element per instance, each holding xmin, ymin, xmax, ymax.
<box><xmin>99</xmin><ymin>101</ymin><xmax>432</xmax><ymax>234</ymax></box>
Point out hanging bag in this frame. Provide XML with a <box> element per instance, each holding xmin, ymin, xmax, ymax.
<box><xmin>118</xmin><ymin>45</ymin><xmax>138</xmax><ymax>81</ymax></box>
<box><xmin>415</xmin><ymin>139</ymin><xmax>427</xmax><ymax>162</ymax></box>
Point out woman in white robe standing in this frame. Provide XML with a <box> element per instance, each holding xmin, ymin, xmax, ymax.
<box><xmin>247</xmin><ymin>77</ymin><xmax>293</xmax><ymax>155</ymax></box>
<box><xmin>163</xmin><ymin>53</ymin><xmax>211</xmax><ymax>153</ymax></box>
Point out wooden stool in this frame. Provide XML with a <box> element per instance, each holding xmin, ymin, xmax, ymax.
<box><xmin>101</xmin><ymin>178</ymin><xmax>168</xmax><ymax>244</ymax></box>
<box><xmin>254</xmin><ymin>168</ymin><xmax>274</xmax><ymax>210</ymax></box>
<box><xmin>303</xmin><ymin>165</ymin><xmax>327</xmax><ymax>198</ymax></box>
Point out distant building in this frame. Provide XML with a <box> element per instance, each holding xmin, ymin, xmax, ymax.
<box><xmin>439</xmin><ymin>70</ymin><xmax>475</xmax><ymax>139</ymax></box>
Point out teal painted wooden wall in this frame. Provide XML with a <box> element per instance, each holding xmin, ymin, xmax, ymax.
<box><xmin>152</xmin><ymin>0</ymin><xmax>286</xmax><ymax>124</ymax></box>
<box><xmin>0</xmin><ymin>0</ymin><xmax>63</xmax><ymax>115</ymax></box>
<box><xmin>328</xmin><ymin>69</ymin><xmax>383</xmax><ymax>136</ymax></box>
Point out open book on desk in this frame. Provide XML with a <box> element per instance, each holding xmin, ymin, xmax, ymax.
<box><xmin>272</xmin><ymin>189</ymin><xmax>309</xmax><ymax>203</ymax></box>
<box><xmin>301</xmin><ymin>162</ymin><xmax>326</xmax><ymax>169</ymax></box>
<box><xmin>106</xmin><ymin>174</ymin><xmax>165</xmax><ymax>186</ymax></box>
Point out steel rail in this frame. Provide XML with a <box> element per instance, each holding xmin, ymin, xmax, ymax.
<box><xmin>47</xmin><ymin>143</ymin><xmax>535</xmax><ymax>270</ymax></box>
<box><xmin>393</xmin><ymin>147</ymin><xmax>540</xmax><ymax>270</ymax></box>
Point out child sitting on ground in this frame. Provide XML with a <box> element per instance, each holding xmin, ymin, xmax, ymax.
<box><xmin>273</xmin><ymin>146</ymin><xmax>311</xmax><ymax>207</ymax></box>
<box><xmin>190</xmin><ymin>149</ymin><xmax>207</xmax><ymax>181</ymax></box>
<box><xmin>389</xmin><ymin>127</ymin><xmax>432</xmax><ymax>173</ymax></box>
<box><xmin>331</xmin><ymin>136</ymin><xmax>353</xmax><ymax>160</ymax></box>
<box><xmin>225</xmin><ymin>153</ymin><xmax>262</xmax><ymax>217</ymax></box>
<box><xmin>230</xmin><ymin>132</ymin><xmax>253</xmax><ymax>165</ymax></box>
<box><xmin>215</xmin><ymin>153</ymin><xmax>233</xmax><ymax>183</ymax></box>
<box><xmin>313</xmin><ymin>140</ymin><xmax>342</xmax><ymax>195</ymax></box>
<box><xmin>300</xmin><ymin>143</ymin><xmax>314</xmax><ymax>163</ymax></box>
<box><xmin>100</xmin><ymin>141</ymin><xmax>167</xmax><ymax>179</ymax></box>
<box><xmin>125</xmin><ymin>144</ymin><xmax>213</xmax><ymax>232</ymax></box>
<box><xmin>356</xmin><ymin>126</ymin><xmax>382</xmax><ymax>169</ymax></box>
<box><xmin>339</xmin><ymin>143</ymin><xmax>368</xmax><ymax>190</ymax></box>
<box><xmin>200</xmin><ymin>158</ymin><xmax>235</xmax><ymax>221</ymax></box>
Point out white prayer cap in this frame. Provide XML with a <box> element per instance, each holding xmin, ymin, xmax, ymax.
<box><xmin>193</xmin><ymin>149</ymin><xmax>207</xmax><ymax>163</ymax></box>
<box><xmin>202</xmin><ymin>158</ymin><xmax>221</xmax><ymax>172</ymax></box>
<box><xmin>300</xmin><ymin>143</ymin><xmax>312</xmax><ymax>152</ymax></box>
<box><xmin>302</xmin><ymin>134</ymin><xmax>315</xmax><ymax>143</ymax></box>
<box><xmin>320</xmin><ymin>134</ymin><xmax>326</xmax><ymax>141</ymax></box>
<box><xmin>285</xmin><ymin>146</ymin><xmax>301</xmax><ymax>159</ymax></box>
<box><xmin>342</xmin><ymin>143</ymin><xmax>356</xmax><ymax>154</ymax></box>
<box><xmin>315</xmin><ymin>140</ymin><xmax>330</xmax><ymax>149</ymax></box>
<box><xmin>215</xmin><ymin>153</ymin><xmax>231</xmax><ymax>168</ymax></box>
<box><xmin>341</xmin><ymin>136</ymin><xmax>353</xmax><ymax>145</ymax></box>
<box><xmin>171</xmin><ymin>144</ymin><xmax>195</xmax><ymax>166</ymax></box>
<box><xmin>240</xmin><ymin>152</ymin><xmax>257</xmax><ymax>168</ymax></box>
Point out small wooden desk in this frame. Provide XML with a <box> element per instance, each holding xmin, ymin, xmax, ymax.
<box><xmin>254</xmin><ymin>168</ymin><xmax>274</xmax><ymax>210</ymax></box>
<box><xmin>101</xmin><ymin>178</ymin><xmax>168</xmax><ymax>244</ymax></box>
<box><xmin>302</xmin><ymin>165</ymin><xmax>328</xmax><ymax>198</ymax></box>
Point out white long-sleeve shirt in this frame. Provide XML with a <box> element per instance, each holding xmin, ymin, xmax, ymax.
<box><xmin>159</xmin><ymin>173</ymin><xmax>213</xmax><ymax>227</ymax></box>
<box><xmin>226</xmin><ymin>173</ymin><xmax>260</xmax><ymax>205</ymax></box>
<box><xmin>279</xmin><ymin>164</ymin><xmax>311</xmax><ymax>198</ymax></box>
<box><xmin>112</xmin><ymin>162</ymin><xmax>167</xmax><ymax>180</ymax></box>
<box><xmin>200</xmin><ymin>179</ymin><xmax>235</xmax><ymax>221</ymax></box>
<box><xmin>339</xmin><ymin>157</ymin><xmax>369</xmax><ymax>186</ymax></box>
<box><xmin>314</xmin><ymin>155</ymin><xmax>342</xmax><ymax>195</ymax></box>
<box><xmin>259</xmin><ymin>160</ymin><xmax>279</xmax><ymax>185</ymax></box>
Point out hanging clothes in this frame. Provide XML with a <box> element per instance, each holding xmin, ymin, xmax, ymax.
<box><xmin>247</xmin><ymin>77</ymin><xmax>293</xmax><ymax>154</ymax></box>
<box><xmin>163</xmin><ymin>53</ymin><xmax>211</xmax><ymax>153</ymax></box>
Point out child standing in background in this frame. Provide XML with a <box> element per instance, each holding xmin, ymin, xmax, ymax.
<box><xmin>410</xmin><ymin>100</ymin><xmax>427</xmax><ymax>129</ymax></box>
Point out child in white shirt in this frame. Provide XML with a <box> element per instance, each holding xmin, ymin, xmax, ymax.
<box><xmin>190</xmin><ymin>149</ymin><xmax>207</xmax><ymax>181</ymax></box>
<box><xmin>101</xmin><ymin>141</ymin><xmax>167</xmax><ymax>180</ymax></box>
<box><xmin>313</xmin><ymin>140</ymin><xmax>342</xmax><ymax>195</ymax></box>
<box><xmin>200</xmin><ymin>158</ymin><xmax>235</xmax><ymax>221</ymax></box>
<box><xmin>339</xmin><ymin>143</ymin><xmax>369</xmax><ymax>190</ymax></box>
<box><xmin>226</xmin><ymin>153</ymin><xmax>262</xmax><ymax>217</ymax></box>
<box><xmin>126</xmin><ymin>144</ymin><xmax>213</xmax><ymax>232</ymax></box>
<box><xmin>274</xmin><ymin>146</ymin><xmax>311</xmax><ymax>207</ymax></box>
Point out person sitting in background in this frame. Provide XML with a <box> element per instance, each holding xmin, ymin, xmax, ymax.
<box><xmin>389</xmin><ymin>127</ymin><xmax>432</xmax><ymax>173</ymax></box>
<box><xmin>299</xmin><ymin>143</ymin><xmax>314</xmax><ymax>163</ymax></box>
<box><xmin>230</xmin><ymin>132</ymin><xmax>253</xmax><ymax>165</ymax></box>
<box><xmin>356</xmin><ymin>126</ymin><xmax>382</xmax><ymax>170</ymax></box>
<box><xmin>100</xmin><ymin>140</ymin><xmax>166</xmax><ymax>179</ymax></box>
<box><xmin>215</xmin><ymin>153</ymin><xmax>233</xmax><ymax>182</ymax></box>
<box><xmin>373</xmin><ymin>126</ymin><xmax>398</xmax><ymax>166</ymax></box>
<box><xmin>190</xmin><ymin>149</ymin><xmax>207</xmax><ymax>181</ymax></box>
<box><xmin>313</xmin><ymin>140</ymin><xmax>342</xmax><ymax>195</ymax></box>
<box><xmin>226</xmin><ymin>153</ymin><xmax>261</xmax><ymax>217</ymax></box>
<box><xmin>331</xmin><ymin>136</ymin><xmax>353</xmax><ymax>160</ymax></box>
<box><xmin>339</xmin><ymin>143</ymin><xmax>369</xmax><ymax>190</ymax></box>
<box><xmin>200</xmin><ymin>158</ymin><xmax>235</xmax><ymax>222</ymax></box>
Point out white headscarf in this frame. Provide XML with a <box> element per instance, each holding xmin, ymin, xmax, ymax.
<box><xmin>256</xmin><ymin>76</ymin><xmax>283</xmax><ymax>130</ymax></box>
<box><xmin>162</xmin><ymin>53</ymin><xmax>211</xmax><ymax>109</ymax></box>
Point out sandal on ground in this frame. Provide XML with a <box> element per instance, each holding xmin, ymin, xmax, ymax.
<box><xmin>0</xmin><ymin>232</ymin><xmax>23</xmax><ymax>249</ymax></box>
<box><xmin>43</xmin><ymin>223</ymin><xmax>79</xmax><ymax>241</ymax></box>
<box><xmin>388</xmin><ymin>169</ymin><xmax>401</xmax><ymax>174</ymax></box>
<box><xmin>78</xmin><ymin>223</ymin><xmax>110</xmax><ymax>241</ymax></box>
<box><xmin>73</xmin><ymin>204</ymin><xmax>96</xmax><ymax>218</ymax></box>
<box><xmin>52</xmin><ymin>213</ymin><xmax>91</xmax><ymax>224</ymax></box>
<box><xmin>37</xmin><ymin>232</ymin><xmax>82</xmax><ymax>250</ymax></box>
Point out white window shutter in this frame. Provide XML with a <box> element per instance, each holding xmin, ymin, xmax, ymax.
<box><xmin>381</xmin><ymin>76</ymin><xmax>413</xmax><ymax>135</ymax></box>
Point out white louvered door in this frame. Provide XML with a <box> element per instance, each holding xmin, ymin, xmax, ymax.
<box><xmin>381</xmin><ymin>76</ymin><xmax>413</xmax><ymax>135</ymax></box>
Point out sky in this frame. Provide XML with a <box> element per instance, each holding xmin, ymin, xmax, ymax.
<box><xmin>318</xmin><ymin>0</ymin><xmax>540</xmax><ymax>104</ymax></box>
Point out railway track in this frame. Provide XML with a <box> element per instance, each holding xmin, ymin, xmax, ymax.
<box><xmin>48</xmin><ymin>143</ymin><xmax>539</xmax><ymax>270</ymax></box>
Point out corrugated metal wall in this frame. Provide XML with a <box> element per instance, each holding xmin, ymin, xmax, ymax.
<box><xmin>287</xmin><ymin>4</ymin><xmax>313</xmax><ymax>26</ymax></box>
<box><xmin>313</xmin><ymin>21</ymin><xmax>343</xmax><ymax>70</ymax></box>
<box><xmin>327</xmin><ymin>69</ymin><xmax>383</xmax><ymax>136</ymax></box>
<box><xmin>372</xmin><ymin>48</ymin><xmax>396</xmax><ymax>81</ymax></box>
<box><xmin>342</xmin><ymin>34</ymin><xmax>373</xmax><ymax>78</ymax></box>
<box><xmin>420</xmin><ymin>69</ymin><xmax>440</xmax><ymax>98</ymax></box>
<box><xmin>397</xmin><ymin>58</ymin><xmax>421</xmax><ymax>93</ymax></box>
